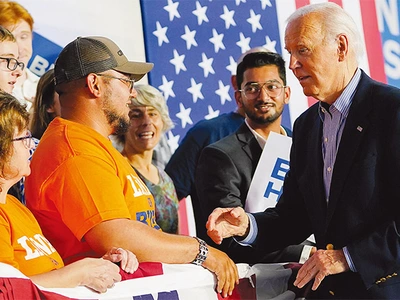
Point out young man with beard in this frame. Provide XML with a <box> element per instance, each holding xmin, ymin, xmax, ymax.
<box><xmin>25</xmin><ymin>36</ymin><xmax>238</xmax><ymax>298</ymax></box>
<box><xmin>195</xmin><ymin>51</ymin><xmax>315</xmax><ymax>264</ymax></box>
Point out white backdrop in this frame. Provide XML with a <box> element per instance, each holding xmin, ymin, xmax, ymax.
<box><xmin>17</xmin><ymin>0</ymin><xmax>149</xmax><ymax>83</ymax></box>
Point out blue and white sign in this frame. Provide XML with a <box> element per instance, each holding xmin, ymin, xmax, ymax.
<box><xmin>245</xmin><ymin>132</ymin><xmax>291</xmax><ymax>213</ymax></box>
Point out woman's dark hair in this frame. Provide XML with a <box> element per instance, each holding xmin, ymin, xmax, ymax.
<box><xmin>30</xmin><ymin>69</ymin><xmax>57</xmax><ymax>139</ymax></box>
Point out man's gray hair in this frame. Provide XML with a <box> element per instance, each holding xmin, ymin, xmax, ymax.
<box><xmin>287</xmin><ymin>2</ymin><xmax>364</xmax><ymax>62</ymax></box>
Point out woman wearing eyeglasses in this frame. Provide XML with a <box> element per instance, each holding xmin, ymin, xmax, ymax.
<box><xmin>0</xmin><ymin>91</ymin><xmax>139</xmax><ymax>293</ymax></box>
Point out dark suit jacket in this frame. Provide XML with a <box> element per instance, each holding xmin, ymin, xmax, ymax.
<box><xmin>252</xmin><ymin>71</ymin><xmax>400</xmax><ymax>298</ymax></box>
<box><xmin>165</xmin><ymin>112</ymin><xmax>244</xmax><ymax>240</ymax></box>
<box><xmin>196</xmin><ymin>122</ymin><xmax>305</xmax><ymax>264</ymax></box>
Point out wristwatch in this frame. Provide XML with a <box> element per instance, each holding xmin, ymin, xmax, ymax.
<box><xmin>191</xmin><ymin>237</ymin><xmax>208</xmax><ymax>266</ymax></box>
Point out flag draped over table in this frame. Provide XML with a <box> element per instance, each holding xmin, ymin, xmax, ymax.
<box><xmin>140</xmin><ymin>0</ymin><xmax>397</xmax><ymax>152</ymax></box>
<box><xmin>0</xmin><ymin>261</ymin><xmax>306</xmax><ymax>300</ymax></box>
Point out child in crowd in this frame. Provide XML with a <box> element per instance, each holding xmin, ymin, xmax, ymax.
<box><xmin>0</xmin><ymin>1</ymin><xmax>40</xmax><ymax>110</ymax></box>
<box><xmin>0</xmin><ymin>25</ymin><xmax>23</xmax><ymax>94</ymax></box>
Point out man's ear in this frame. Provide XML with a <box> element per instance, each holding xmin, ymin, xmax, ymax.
<box><xmin>337</xmin><ymin>34</ymin><xmax>349</xmax><ymax>62</ymax></box>
<box><xmin>284</xmin><ymin>85</ymin><xmax>291</xmax><ymax>105</ymax></box>
<box><xmin>235</xmin><ymin>90</ymin><xmax>244</xmax><ymax>108</ymax></box>
<box><xmin>86</xmin><ymin>73</ymin><xmax>101</xmax><ymax>97</ymax></box>
<box><xmin>231</xmin><ymin>75</ymin><xmax>238</xmax><ymax>91</ymax></box>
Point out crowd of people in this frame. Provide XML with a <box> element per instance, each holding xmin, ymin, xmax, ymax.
<box><xmin>0</xmin><ymin>1</ymin><xmax>399</xmax><ymax>299</ymax></box>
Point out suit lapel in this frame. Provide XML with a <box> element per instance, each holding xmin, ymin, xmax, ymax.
<box><xmin>236</xmin><ymin>123</ymin><xmax>262</xmax><ymax>162</ymax></box>
<box><xmin>326</xmin><ymin>73</ymin><xmax>373</xmax><ymax>224</ymax></box>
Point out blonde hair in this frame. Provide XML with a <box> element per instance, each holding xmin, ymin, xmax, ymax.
<box><xmin>131</xmin><ymin>84</ymin><xmax>174</xmax><ymax>132</ymax></box>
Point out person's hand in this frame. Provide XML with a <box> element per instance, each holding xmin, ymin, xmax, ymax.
<box><xmin>203</xmin><ymin>247</ymin><xmax>239</xmax><ymax>298</ymax></box>
<box><xmin>102</xmin><ymin>247</ymin><xmax>139</xmax><ymax>274</ymax></box>
<box><xmin>206</xmin><ymin>207</ymin><xmax>249</xmax><ymax>244</ymax></box>
<box><xmin>294</xmin><ymin>249</ymin><xmax>350</xmax><ymax>291</ymax></box>
<box><xmin>74</xmin><ymin>258</ymin><xmax>121</xmax><ymax>293</ymax></box>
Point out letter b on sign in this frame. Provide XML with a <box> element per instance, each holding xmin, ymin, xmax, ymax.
<box><xmin>264</xmin><ymin>157</ymin><xmax>289</xmax><ymax>201</ymax></box>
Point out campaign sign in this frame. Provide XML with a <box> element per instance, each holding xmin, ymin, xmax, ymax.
<box><xmin>245</xmin><ymin>132</ymin><xmax>291</xmax><ymax>213</ymax></box>
<box><xmin>29</xmin><ymin>32</ymin><xmax>62</xmax><ymax>76</ymax></box>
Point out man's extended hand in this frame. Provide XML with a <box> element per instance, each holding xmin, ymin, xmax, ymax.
<box><xmin>294</xmin><ymin>249</ymin><xmax>350</xmax><ymax>291</ymax></box>
<box><xmin>206</xmin><ymin>207</ymin><xmax>249</xmax><ymax>244</ymax></box>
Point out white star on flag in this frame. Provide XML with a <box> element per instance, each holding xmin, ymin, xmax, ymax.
<box><xmin>226</xmin><ymin>56</ymin><xmax>237</xmax><ymax>76</ymax></box>
<box><xmin>220</xmin><ymin>5</ymin><xmax>236</xmax><ymax>29</ymax></box>
<box><xmin>187</xmin><ymin>78</ymin><xmax>204</xmax><ymax>103</ymax></box>
<box><xmin>205</xmin><ymin>105</ymin><xmax>220</xmax><ymax>120</ymax></box>
<box><xmin>209</xmin><ymin>29</ymin><xmax>225</xmax><ymax>53</ymax></box>
<box><xmin>167</xmin><ymin>131</ymin><xmax>180</xmax><ymax>153</ymax></box>
<box><xmin>153</xmin><ymin>22</ymin><xmax>169</xmax><ymax>47</ymax></box>
<box><xmin>260</xmin><ymin>0</ymin><xmax>272</xmax><ymax>9</ymax></box>
<box><xmin>176</xmin><ymin>102</ymin><xmax>193</xmax><ymax>129</ymax></box>
<box><xmin>236</xmin><ymin>32</ymin><xmax>251</xmax><ymax>53</ymax></box>
<box><xmin>170</xmin><ymin>49</ymin><xmax>187</xmax><ymax>74</ymax></box>
<box><xmin>215</xmin><ymin>80</ymin><xmax>232</xmax><ymax>105</ymax></box>
<box><xmin>181</xmin><ymin>25</ymin><xmax>198</xmax><ymax>50</ymax></box>
<box><xmin>264</xmin><ymin>36</ymin><xmax>277</xmax><ymax>52</ymax></box>
<box><xmin>198</xmin><ymin>53</ymin><xmax>215</xmax><ymax>77</ymax></box>
<box><xmin>247</xmin><ymin>9</ymin><xmax>262</xmax><ymax>33</ymax></box>
<box><xmin>164</xmin><ymin>0</ymin><xmax>180</xmax><ymax>21</ymax></box>
<box><xmin>158</xmin><ymin>75</ymin><xmax>175</xmax><ymax>101</ymax></box>
<box><xmin>193</xmin><ymin>1</ymin><xmax>208</xmax><ymax>25</ymax></box>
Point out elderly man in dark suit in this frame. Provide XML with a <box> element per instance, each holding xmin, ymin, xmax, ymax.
<box><xmin>196</xmin><ymin>51</ymin><xmax>315</xmax><ymax>264</ymax></box>
<box><xmin>206</xmin><ymin>2</ymin><xmax>400</xmax><ymax>299</ymax></box>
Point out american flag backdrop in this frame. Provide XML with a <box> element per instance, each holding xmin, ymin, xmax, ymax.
<box><xmin>140</xmin><ymin>0</ymin><xmax>400</xmax><ymax>153</ymax></box>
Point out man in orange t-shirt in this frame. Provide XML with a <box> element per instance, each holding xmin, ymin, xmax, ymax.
<box><xmin>25</xmin><ymin>36</ymin><xmax>238</xmax><ymax>298</ymax></box>
<box><xmin>27</xmin><ymin>117</ymin><xmax>159</xmax><ymax>264</ymax></box>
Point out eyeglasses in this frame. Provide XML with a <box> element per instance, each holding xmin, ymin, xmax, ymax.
<box><xmin>0</xmin><ymin>57</ymin><xmax>25</xmax><ymax>71</ymax></box>
<box><xmin>12</xmin><ymin>130</ymin><xmax>33</xmax><ymax>149</ymax></box>
<box><xmin>239</xmin><ymin>81</ymin><xmax>286</xmax><ymax>100</ymax></box>
<box><xmin>96</xmin><ymin>73</ymin><xmax>135</xmax><ymax>93</ymax></box>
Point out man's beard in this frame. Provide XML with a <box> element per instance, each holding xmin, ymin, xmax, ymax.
<box><xmin>105</xmin><ymin>109</ymin><xmax>130</xmax><ymax>136</ymax></box>
<box><xmin>102</xmin><ymin>91</ymin><xmax>130</xmax><ymax>136</ymax></box>
<box><xmin>244</xmin><ymin>105</ymin><xmax>281</xmax><ymax>125</ymax></box>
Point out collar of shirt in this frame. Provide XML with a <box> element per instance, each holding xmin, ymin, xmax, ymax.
<box><xmin>319</xmin><ymin>68</ymin><xmax>362</xmax><ymax>121</ymax></box>
<box><xmin>244</xmin><ymin>118</ymin><xmax>288</xmax><ymax>150</ymax></box>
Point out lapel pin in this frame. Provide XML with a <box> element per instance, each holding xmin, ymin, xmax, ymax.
<box><xmin>357</xmin><ymin>126</ymin><xmax>363</xmax><ymax>132</ymax></box>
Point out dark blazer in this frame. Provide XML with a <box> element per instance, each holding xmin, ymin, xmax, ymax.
<box><xmin>196</xmin><ymin>122</ymin><xmax>306</xmax><ymax>264</ymax></box>
<box><xmin>253</xmin><ymin>71</ymin><xmax>400</xmax><ymax>298</ymax></box>
<box><xmin>166</xmin><ymin>112</ymin><xmax>244</xmax><ymax>240</ymax></box>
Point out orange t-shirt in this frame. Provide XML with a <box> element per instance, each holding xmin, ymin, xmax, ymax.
<box><xmin>0</xmin><ymin>195</ymin><xmax>64</xmax><ymax>276</ymax></box>
<box><xmin>26</xmin><ymin>117</ymin><xmax>160</xmax><ymax>264</ymax></box>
